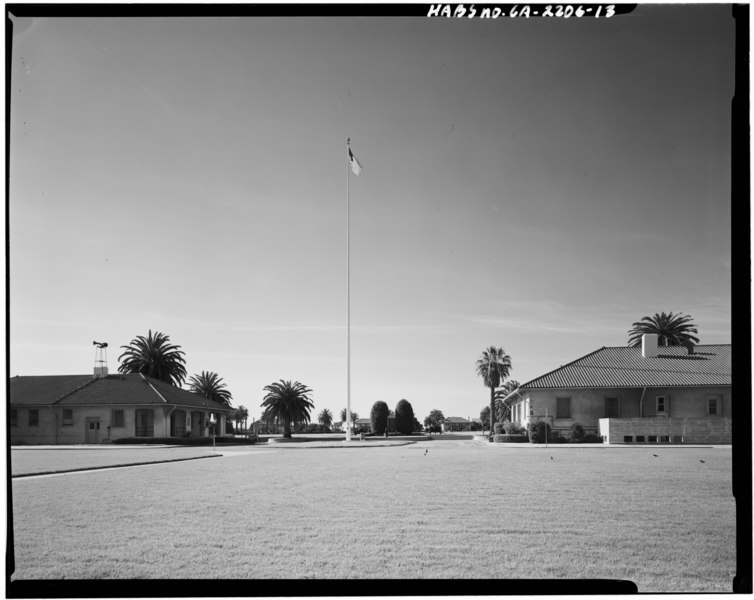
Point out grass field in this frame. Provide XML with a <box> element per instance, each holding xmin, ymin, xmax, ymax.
<box><xmin>10</xmin><ymin>446</ymin><xmax>218</xmax><ymax>475</ymax></box>
<box><xmin>9</xmin><ymin>440</ymin><xmax>735</xmax><ymax>591</ymax></box>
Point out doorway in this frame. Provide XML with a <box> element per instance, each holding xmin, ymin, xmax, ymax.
<box><xmin>85</xmin><ymin>418</ymin><xmax>101</xmax><ymax>444</ymax></box>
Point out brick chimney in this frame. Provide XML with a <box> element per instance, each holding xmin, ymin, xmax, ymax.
<box><xmin>641</xmin><ymin>333</ymin><xmax>658</xmax><ymax>358</ymax></box>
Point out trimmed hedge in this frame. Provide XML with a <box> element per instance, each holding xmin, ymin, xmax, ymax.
<box><xmin>370</xmin><ymin>401</ymin><xmax>389</xmax><ymax>435</ymax></box>
<box><xmin>113</xmin><ymin>436</ymin><xmax>257</xmax><ymax>445</ymax></box>
<box><xmin>492</xmin><ymin>434</ymin><xmax>529</xmax><ymax>443</ymax></box>
<box><xmin>395</xmin><ymin>399</ymin><xmax>415</xmax><ymax>435</ymax></box>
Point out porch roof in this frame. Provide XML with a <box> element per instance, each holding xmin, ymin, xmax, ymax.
<box><xmin>519</xmin><ymin>344</ymin><xmax>731</xmax><ymax>390</ymax></box>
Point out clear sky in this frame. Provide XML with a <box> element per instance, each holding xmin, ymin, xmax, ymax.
<box><xmin>9</xmin><ymin>5</ymin><xmax>734</xmax><ymax>424</ymax></box>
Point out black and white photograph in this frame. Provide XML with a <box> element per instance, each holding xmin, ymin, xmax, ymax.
<box><xmin>6</xmin><ymin>2</ymin><xmax>747</xmax><ymax>596</ymax></box>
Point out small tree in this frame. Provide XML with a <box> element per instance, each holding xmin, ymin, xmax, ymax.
<box><xmin>425</xmin><ymin>409</ymin><xmax>445</xmax><ymax>433</ymax></box>
<box><xmin>395</xmin><ymin>399</ymin><xmax>415</xmax><ymax>434</ymax></box>
<box><xmin>480</xmin><ymin>406</ymin><xmax>491</xmax><ymax>433</ymax></box>
<box><xmin>370</xmin><ymin>401</ymin><xmax>389</xmax><ymax>435</ymax></box>
<box><xmin>318</xmin><ymin>408</ymin><xmax>333</xmax><ymax>431</ymax></box>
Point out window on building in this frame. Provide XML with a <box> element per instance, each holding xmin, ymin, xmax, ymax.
<box><xmin>623</xmin><ymin>435</ymin><xmax>633</xmax><ymax>443</ymax></box>
<box><xmin>656</xmin><ymin>396</ymin><xmax>667</xmax><ymax>414</ymax></box>
<box><xmin>112</xmin><ymin>410</ymin><xmax>125</xmax><ymax>428</ymax></box>
<box><xmin>29</xmin><ymin>409</ymin><xmax>39</xmax><ymax>427</ymax></box>
<box><xmin>62</xmin><ymin>409</ymin><xmax>73</xmax><ymax>426</ymax></box>
<box><xmin>10</xmin><ymin>409</ymin><xmax>17</xmax><ymax>427</ymax></box>
<box><xmin>708</xmin><ymin>398</ymin><xmax>719</xmax><ymax>416</ymax></box>
<box><xmin>556</xmin><ymin>397</ymin><xmax>571</xmax><ymax>419</ymax></box>
<box><xmin>636</xmin><ymin>435</ymin><xmax>645</xmax><ymax>443</ymax></box>
<box><xmin>648</xmin><ymin>435</ymin><xmax>657</xmax><ymax>443</ymax></box>
<box><xmin>605</xmin><ymin>397</ymin><xmax>620</xmax><ymax>418</ymax></box>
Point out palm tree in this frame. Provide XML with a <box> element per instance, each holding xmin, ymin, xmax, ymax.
<box><xmin>340</xmin><ymin>408</ymin><xmax>359</xmax><ymax>425</ymax></box>
<box><xmin>118</xmin><ymin>330</ymin><xmax>187</xmax><ymax>387</ymax></box>
<box><xmin>495</xmin><ymin>380</ymin><xmax>520</xmax><ymax>422</ymax></box>
<box><xmin>187</xmin><ymin>371</ymin><xmax>233</xmax><ymax>407</ymax></box>
<box><xmin>234</xmin><ymin>405</ymin><xmax>249</xmax><ymax>431</ymax></box>
<box><xmin>476</xmin><ymin>346</ymin><xmax>512</xmax><ymax>435</ymax></box>
<box><xmin>318</xmin><ymin>408</ymin><xmax>333</xmax><ymax>431</ymax></box>
<box><xmin>261</xmin><ymin>380</ymin><xmax>314</xmax><ymax>438</ymax></box>
<box><xmin>627</xmin><ymin>312</ymin><xmax>700</xmax><ymax>347</ymax></box>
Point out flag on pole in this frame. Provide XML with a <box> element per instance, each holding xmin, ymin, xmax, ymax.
<box><xmin>348</xmin><ymin>147</ymin><xmax>363</xmax><ymax>176</ymax></box>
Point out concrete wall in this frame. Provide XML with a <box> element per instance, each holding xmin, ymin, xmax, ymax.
<box><xmin>599</xmin><ymin>417</ymin><xmax>732</xmax><ymax>444</ymax></box>
<box><xmin>510</xmin><ymin>386</ymin><xmax>731</xmax><ymax>438</ymax></box>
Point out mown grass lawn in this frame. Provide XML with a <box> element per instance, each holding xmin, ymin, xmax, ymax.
<box><xmin>11</xmin><ymin>446</ymin><xmax>218</xmax><ymax>475</ymax></box>
<box><xmin>9</xmin><ymin>441</ymin><xmax>735</xmax><ymax>592</ymax></box>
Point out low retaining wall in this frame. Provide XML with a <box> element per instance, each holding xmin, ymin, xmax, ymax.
<box><xmin>599</xmin><ymin>417</ymin><xmax>731</xmax><ymax>444</ymax></box>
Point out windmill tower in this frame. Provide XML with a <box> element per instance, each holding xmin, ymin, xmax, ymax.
<box><xmin>93</xmin><ymin>341</ymin><xmax>109</xmax><ymax>378</ymax></box>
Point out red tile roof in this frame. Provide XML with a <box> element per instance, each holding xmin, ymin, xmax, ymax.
<box><xmin>520</xmin><ymin>345</ymin><xmax>731</xmax><ymax>389</ymax></box>
<box><xmin>9</xmin><ymin>373</ymin><xmax>230</xmax><ymax>411</ymax></box>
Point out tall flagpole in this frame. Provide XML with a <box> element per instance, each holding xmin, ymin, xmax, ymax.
<box><xmin>346</xmin><ymin>138</ymin><xmax>352</xmax><ymax>443</ymax></box>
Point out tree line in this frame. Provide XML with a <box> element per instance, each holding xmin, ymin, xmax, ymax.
<box><xmin>118</xmin><ymin>312</ymin><xmax>700</xmax><ymax>438</ymax></box>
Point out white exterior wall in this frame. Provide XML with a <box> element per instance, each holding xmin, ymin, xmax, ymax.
<box><xmin>510</xmin><ymin>386</ymin><xmax>731</xmax><ymax>439</ymax></box>
<box><xmin>10</xmin><ymin>406</ymin><xmax>227</xmax><ymax>445</ymax></box>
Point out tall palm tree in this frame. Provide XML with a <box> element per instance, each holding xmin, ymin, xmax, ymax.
<box><xmin>495</xmin><ymin>380</ymin><xmax>520</xmax><ymax>422</ymax></box>
<box><xmin>340</xmin><ymin>408</ymin><xmax>359</xmax><ymax>424</ymax></box>
<box><xmin>627</xmin><ymin>312</ymin><xmax>700</xmax><ymax>347</ymax></box>
<box><xmin>118</xmin><ymin>330</ymin><xmax>187</xmax><ymax>387</ymax></box>
<box><xmin>318</xmin><ymin>408</ymin><xmax>333</xmax><ymax>431</ymax></box>
<box><xmin>261</xmin><ymin>380</ymin><xmax>314</xmax><ymax>438</ymax></box>
<box><xmin>476</xmin><ymin>346</ymin><xmax>512</xmax><ymax>435</ymax></box>
<box><xmin>187</xmin><ymin>371</ymin><xmax>233</xmax><ymax>407</ymax></box>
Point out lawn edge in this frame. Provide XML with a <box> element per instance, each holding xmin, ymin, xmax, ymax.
<box><xmin>11</xmin><ymin>454</ymin><xmax>222</xmax><ymax>478</ymax></box>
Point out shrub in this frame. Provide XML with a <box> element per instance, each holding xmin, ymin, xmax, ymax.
<box><xmin>492</xmin><ymin>434</ymin><xmax>529</xmax><ymax>443</ymax></box>
<box><xmin>527</xmin><ymin>421</ymin><xmax>551</xmax><ymax>443</ymax></box>
<box><xmin>569</xmin><ymin>422</ymin><xmax>585</xmax><ymax>442</ymax></box>
<box><xmin>370</xmin><ymin>401</ymin><xmax>389</xmax><ymax>435</ymax></box>
<box><xmin>113</xmin><ymin>436</ymin><xmax>257</xmax><ymax>445</ymax></box>
<box><xmin>581</xmin><ymin>433</ymin><xmax>604</xmax><ymax>443</ymax></box>
<box><xmin>395</xmin><ymin>399</ymin><xmax>415</xmax><ymax>434</ymax></box>
<box><xmin>494</xmin><ymin>422</ymin><xmax>506</xmax><ymax>435</ymax></box>
<box><xmin>549</xmin><ymin>430</ymin><xmax>567</xmax><ymax>443</ymax></box>
<box><xmin>504</xmin><ymin>421</ymin><xmax>526</xmax><ymax>435</ymax></box>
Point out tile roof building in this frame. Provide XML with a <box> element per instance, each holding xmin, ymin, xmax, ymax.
<box><xmin>10</xmin><ymin>372</ymin><xmax>232</xmax><ymax>445</ymax></box>
<box><xmin>500</xmin><ymin>334</ymin><xmax>731</xmax><ymax>444</ymax></box>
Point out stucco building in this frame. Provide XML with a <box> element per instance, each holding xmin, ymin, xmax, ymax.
<box><xmin>10</xmin><ymin>370</ymin><xmax>231</xmax><ymax>445</ymax></box>
<box><xmin>501</xmin><ymin>334</ymin><xmax>731</xmax><ymax>444</ymax></box>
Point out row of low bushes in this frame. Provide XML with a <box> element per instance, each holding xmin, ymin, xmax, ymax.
<box><xmin>491</xmin><ymin>421</ymin><xmax>603</xmax><ymax>444</ymax></box>
<box><xmin>492</xmin><ymin>434</ymin><xmax>529</xmax><ymax>443</ymax></box>
<box><xmin>113</xmin><ymin>436</ymin><xmax>258</xmax><ymax>445</ymax></box>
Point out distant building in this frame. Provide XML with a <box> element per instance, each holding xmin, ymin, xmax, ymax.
<box><xmin>501</xmin><ymin>334</ymin><xmax>731</xmax><ymax>444</ymax></box>
<box><xmin>443</xmin><ymin>417</ymin><xmax>473</xmax><ymax>432</ymax></box>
